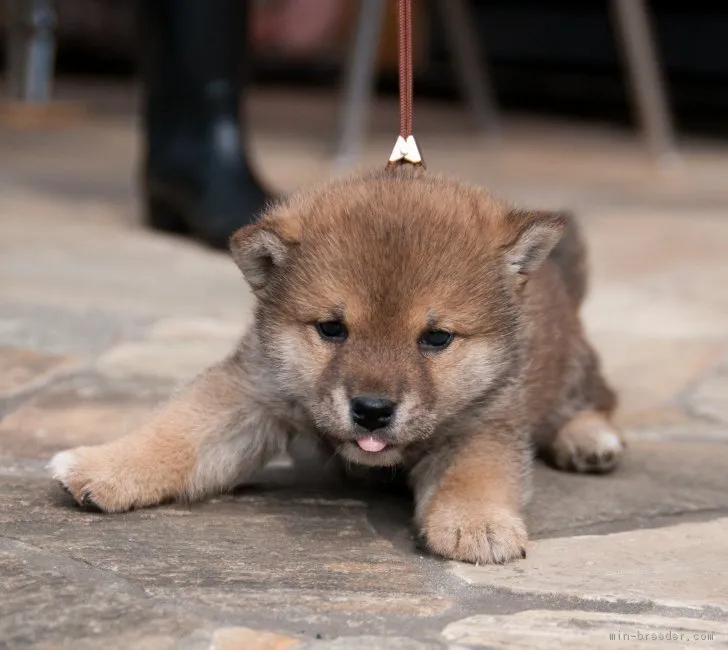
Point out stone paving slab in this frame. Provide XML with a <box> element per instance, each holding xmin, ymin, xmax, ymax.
<box><xmin>206</xmin><ymin>627</ymin><xmax>302</xmax><ymax>650</ymax></box>
<box><xmin>3</xmin><ymin>437</ymin><xmax>728</xmax><ymax>647</ymax></box>
<box><xmin>597</xmin><ymin>337</ymin><xmax>724</xmax><ymax>422</ymax></box>
<box><xmin>688</xmin><ymin>369</ymin><xmax>728</xmax><ymax>425</ymax></box>
<box><xmin>441</xmin><ymin>611</ymin><xmax>727</xmax><ymax>649</ymax></box>
<box><xmin>1</xmin><ymin>537</ymin><xmax>207</xmax><ymax>650</ymax></box>
<box><xmin>96</xmin><ymin>338</ymin><xmax>236</xmax><ymax>383</ymax></box>
<box><xmin>0</xmin><ymin>373</ymin><xmax>169</xmax><ymax>458</ymax></box>
<box><xmin>0</xmin><ymin>347</ymin><xmax>78</xmax><ymax>400</ymax></box>
<box><xmin>620</xmin><ymin>405</ymin><xmax>728</xmax><ymax>444</ymax></box>
<box><xmin>454</xmin><ymin>518</ymin><xmax>728</xmax><ymax>614</ymax></box>
<box><xmin>524</xmin><ymin>441</ymin><xmax>728</xmax><ymax>539</ymax></box>
<box><xmin>0</xmin><ymin>301</ymin><xmax>142</xmax><ymax>361</ymax></box>
<box><xmin>0</xmin><ymin>190</ymin><xmax>251</xmax><ymax>323</ymax></box>
<box><xmin>95</xmin><ymin>316</ymin><xmax>244</xmax><ymax>383</ymax></box>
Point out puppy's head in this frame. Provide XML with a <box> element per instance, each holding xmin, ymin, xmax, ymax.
<box><xmin>231</xmin><ymin>169</ymin><xmax>565</xmax><ymax>467</ymax></box>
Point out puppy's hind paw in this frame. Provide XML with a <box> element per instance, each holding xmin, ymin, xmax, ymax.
<box><xmin>550</xmin><ymin>411</ymin><xmax>624</xmax><ymax>474</ymax></box>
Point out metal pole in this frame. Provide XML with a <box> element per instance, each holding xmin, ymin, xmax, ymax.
<box><xmin>333</xmin><ymin>0</ymin><xmax>387</xmax><ymax>170</ymax></box>
<box><xmin>437</xmin><ymin>0</ymin><xmax>500</xmax><ymax>135</ymax></box>
<box><xmin>611</xmin><ymin>0</ymin><xmax>678</xmax><ymax>165</ymax></box>
<box><xmin>6</xmin><ymin>0</ymin><xmax>57</xmax><ymax>103</ymax></box>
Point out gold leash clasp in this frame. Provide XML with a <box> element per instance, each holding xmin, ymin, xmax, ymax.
<box><xmin>388</xmin><ymin>134</ymin><xmax>422</xmax><ymax>166</ymax></box>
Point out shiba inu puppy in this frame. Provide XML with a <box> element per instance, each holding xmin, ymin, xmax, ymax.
<box><xmin>50</xmin><ymin>167</ymin><xmax>623</xmax><ymax>564</ymax></box>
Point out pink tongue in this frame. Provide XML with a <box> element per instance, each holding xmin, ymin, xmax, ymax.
<box><xmin>356</xmin><ymin>436</ymin><xmax>387</xmax><ymax>452</ymax></box>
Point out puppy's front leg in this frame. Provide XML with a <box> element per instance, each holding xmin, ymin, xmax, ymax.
<box><xmin>412</xmin><ymin>431</ymin><xmax>530</xmax><ymax>565</ymax></box>
<box><xmin>49</xmin><ymin>356</ymin><xmax>287</xmax><ymax>512</ymax></box>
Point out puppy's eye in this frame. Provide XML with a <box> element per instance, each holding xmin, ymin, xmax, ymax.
<box><xmin>419</xmin><ymin>329</ymin><xmax>453</xmax><ymax>350</ymax></box>
<box><xmin>316</xmin><ymin>320</ymin><xmax>348</xmax><ymax>342</ymax></box>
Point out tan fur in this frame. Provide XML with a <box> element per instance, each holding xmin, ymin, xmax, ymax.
<box><xmin>411</xmin><ymin>432</ymin><xmax>530</xmax><ymax>564</ymax></box>
<box><xmin>50</xmin><ymin>166</ymin><xmax>622</xmax><ymax>564</ymax></box>
<box><xmin>51</xmin><ymin>346</ymin><xmax>290</xmax><ymax>511</ymax></box>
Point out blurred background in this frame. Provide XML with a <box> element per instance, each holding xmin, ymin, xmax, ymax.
<box><xmin>13</xmin><ymin>0</ymin><xmax>728</xmax><ymax>130</ymax></box>
<box><xmin>5</xmin><ymin>0</ymin><xmax>728</xmax><ymax>216</ymax></box>
<box><xmin>1</xmin><ymin>0</ymin><xmax>728</xmax><ymax>453</ymax></box>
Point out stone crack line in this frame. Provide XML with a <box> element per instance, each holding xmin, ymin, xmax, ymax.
<box><xmin>532</xmin><ymin>505</ymin><xmax>728</xmax><ymax>539</ymax></box>
<box><xmin>0</xmin><ymin>363</ymin><xmax>90</xmax><ymax>417</ymax></box>
<box><xmin>0</xmin><ymin>535</ymin><xmax>149</xmax><ymax>599</ymax></box>
<box><xmin>0</xmin><ymin>535</ymin><xmax>256</xmax><ymax>629</ymax></box>
<box><xmin>456</xmin><ymin>583</ymin><xmax>728</xmax><ymax>623</ymax></box>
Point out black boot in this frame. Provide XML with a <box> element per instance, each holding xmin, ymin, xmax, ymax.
<box><xmin>139</xmin><ymin>0</ymin><xmax>268</xmax><ymax>249</ymax></box>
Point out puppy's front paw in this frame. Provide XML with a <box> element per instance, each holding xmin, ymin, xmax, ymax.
<box><xmin>421</xmin><ymin>502</ymin><xmax>528</xmax><ymax>565</ymax></box>
<box><xmin>49</xmin><ymin>447</ymin><xmax>136</xmax><ymax>513</ymax></box>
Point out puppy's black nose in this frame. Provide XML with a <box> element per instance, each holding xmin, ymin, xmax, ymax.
<box><xmin>350</xmin><ymin>395</ymin><xmax>396</xmax><ymax>431</ymax></box>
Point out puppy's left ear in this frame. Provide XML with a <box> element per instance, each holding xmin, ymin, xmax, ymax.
<box><xmin>503</xmin><ymin>210</ymin><xmax>567</xmax><ymax>276</ymax></box>
<box><xmin>229</xmin><ymin>213</ymin><xmax>300</xmax><ymax>295</ymax></box>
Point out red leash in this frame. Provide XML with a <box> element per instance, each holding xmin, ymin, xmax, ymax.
<box><xmin>388</xmin><ymin>0</ymin><xmax>423</xmax><ymax>168</ymax></box>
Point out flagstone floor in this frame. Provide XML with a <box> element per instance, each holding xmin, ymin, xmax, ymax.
<box><xmin>2</xmin><ymin>84</ymin><xmax>728</xmax><ymax>649</ymax></box>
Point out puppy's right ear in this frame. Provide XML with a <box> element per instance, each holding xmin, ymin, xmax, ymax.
<box><xmin>229</xmin><ymin>217</ymin><xmax>300</xmax><ymax>294</ymax></box>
